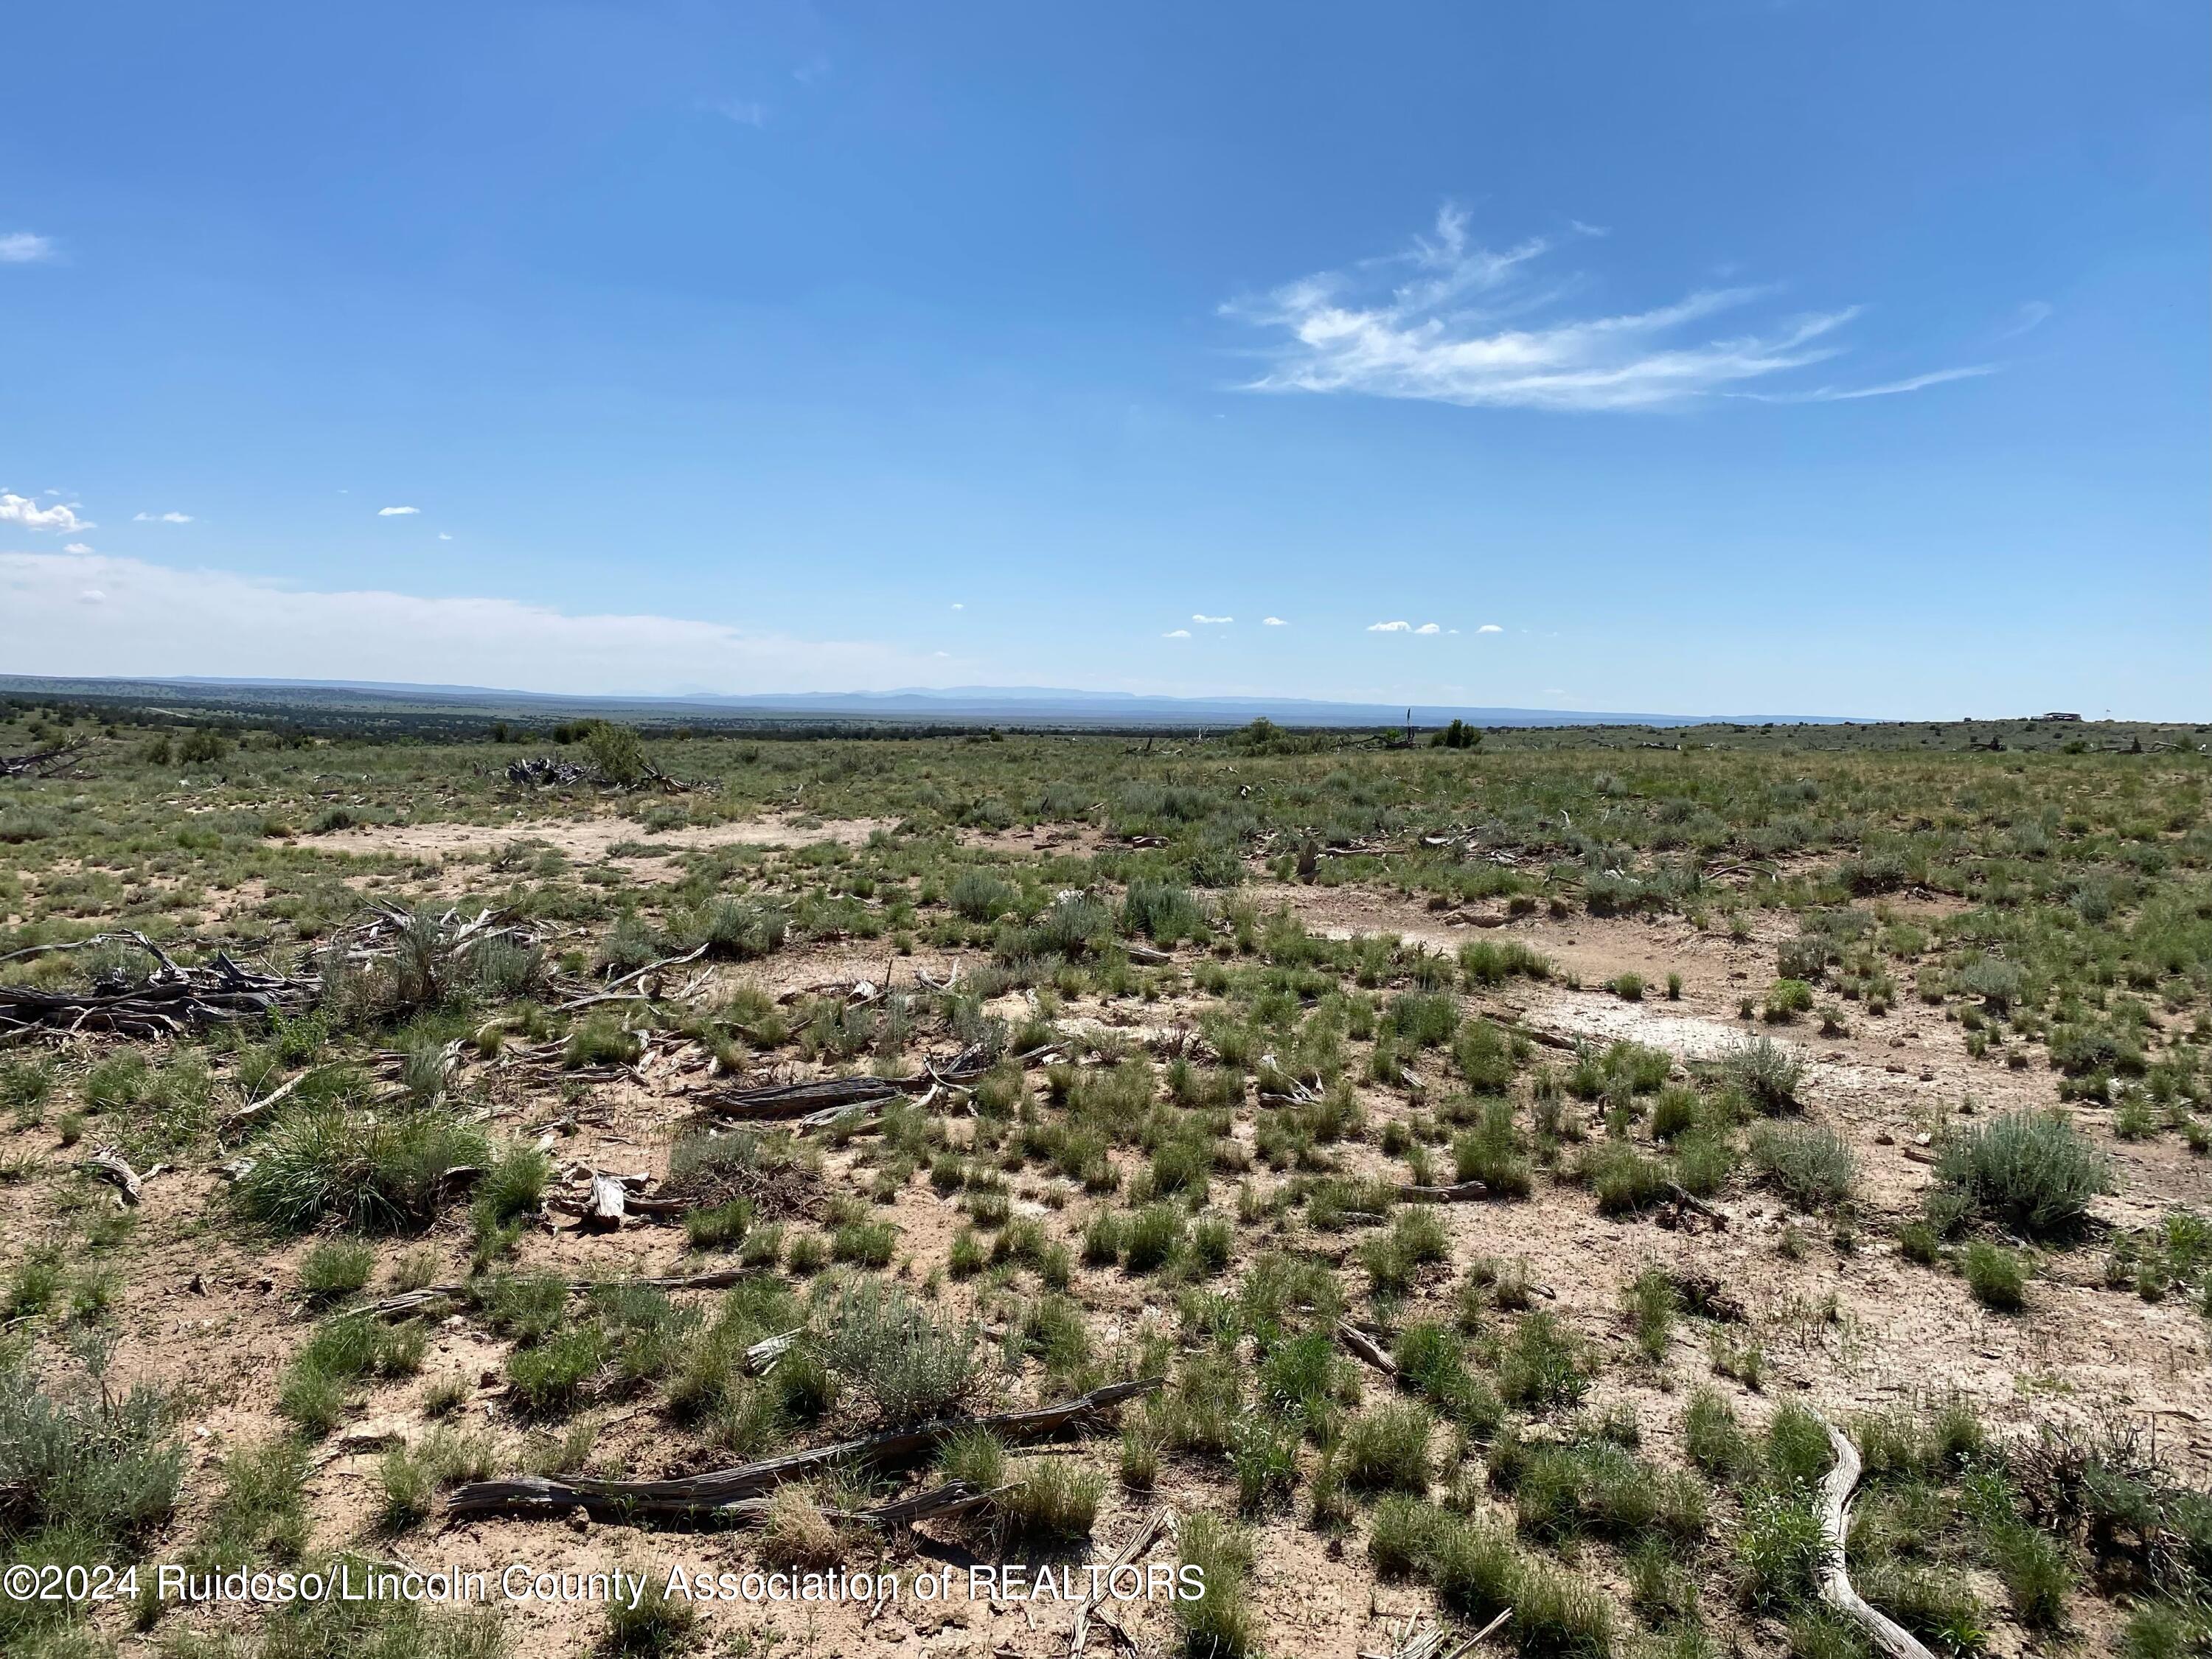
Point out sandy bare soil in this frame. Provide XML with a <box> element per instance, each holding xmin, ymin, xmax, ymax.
<box><xmin>305</xmin><ymin>811</ymin><xmax>895</xmax><ymax>876</ymax></box>
<box><xmin>10</xmin><ymin>851</ymin><xmax>2204</xmax><ymax>1659</ymax></box>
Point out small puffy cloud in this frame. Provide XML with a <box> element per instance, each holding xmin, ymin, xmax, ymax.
<box><xmin>1367</xmin><ymin>620</ymin><xmax>1411</xmax><ymax>632</ymax></box>
<box><xmin>0</xmin><ymin>232</ymin><xmax>56</xmax><ymax>264</ymax></box>
<box><xmin>1192</xmin><ymin>613</ymin><xmax>1233</xmax><ymax>625</ymax></box>
<box><xmin>378</xmin><ymin>505</ymin><xmax>420</xmax><ymax>516</ymax></box>
<box><xmin>1262</xmin><ymin>616</ymin><xmax>1287</xmax><ymax>627</ymax></box>
<box><xmin>1476</xmin><ymin>623</ymin><xmax>1503</xmax><ymax>633</ymax></box>
<box><xmin>1</xmin><ymin>493</ymin><xmax>89</xmax><ymax>533</ymax></box>
<box><xmin>950</xmin><ymin>602</ymin><xmax>964</xmax><ymax>610</ymax></box>
<box><xmin>437</xmin><ymin>532</ymin><xmax>452</xmax><ymax>541</ymax></box>
<box><xmin>64</xmin><ymin>542</ymin><xmax>93</xmax><ymax>554</ymax></box>
<box><xmin>133</xmin><ymin>510</ymin><xmax>192</xmax><ymax>524</ymax></box>
<box><xmin>1413</xmin><ymin>622</ymin><xmax>1441</xmax><ymax>635</ymax></box>
<box><xmin>1163</xmin><ymin>628</ymin><xmax>1192</xmax><ymax>639</ymax></box>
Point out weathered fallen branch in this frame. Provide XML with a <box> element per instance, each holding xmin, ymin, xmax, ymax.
<box><xmin>703</xmin><ymin>1076</ymin><xmax>906</xmax><ymax>1121</ymax></box>
<box><xmin>1</xmin><ymin>933</ymin><xmax>318</xmax><ymax>1038</ymax></box>
<box><xmin>556</xmin><ymin>944</ymin><xmax>710</xmax><ymax>1012</ymax></box>
<box><xmin>1397</xmin><ymin>1180</ymin><xmax>1489</xmax><ymax>1203</ymax></box>
<box><xmin>444</xmin><ymin>1377</ymin><xmax>1164</xmax><ymax>1520</ymax></box>
<box><xmin>1336</xmin><ymin>1319</ymin><xmax>1398</xmax><ymax>1376</ymax></box>
<box><xmin>78</xmin><ymin>1147</ymin><xmax>148</xmax><ymax>1204</ymax></box>
<box><xmin>1068</xmin><ymin>1505</ymin><xmax>1174</xmax><ymax>1658</ymax></box>
<box><xmin>1811</xmin><ymin>1411</ymin><xmax>1938</xmax><ymax>1659</ymax></box>
<box><xmin>0</xmin><ymin>739</ymin><xmax>90</xmax><ymax>779</ymax></box>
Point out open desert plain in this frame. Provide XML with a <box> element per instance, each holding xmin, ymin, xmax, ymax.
<box><xmin>1</xmin><ymin>703</ymin><xmax>2208</xmax><ymax>1659</ymax></box>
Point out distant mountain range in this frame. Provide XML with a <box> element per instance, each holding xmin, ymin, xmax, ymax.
<box><xmin>0</xmin><ymin>674</ymin><xmax>1857</xmax><ymax>729</ymax></box>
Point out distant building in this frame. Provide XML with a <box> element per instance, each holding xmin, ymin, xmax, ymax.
<box><xmin>2038</xmin><ymin>712</ymin><xmax>2084</xmax><ymax>722</ymax></box>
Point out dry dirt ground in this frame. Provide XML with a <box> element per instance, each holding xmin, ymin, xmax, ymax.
<box><xmin>305</xmin><ymin>810</ymin><xmax>897</xmax><ymax>877</ymax></box>
<box><xmin>12</xmin><ymin>821</ymin><xmax>2205</xmax><ymax>1659</ymax></box>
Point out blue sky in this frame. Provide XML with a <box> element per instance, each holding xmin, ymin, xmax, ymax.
<box><xmin>3</xmin><ymin>2</ymin><xmax>2205</xmax><ymax>717</ymax></box>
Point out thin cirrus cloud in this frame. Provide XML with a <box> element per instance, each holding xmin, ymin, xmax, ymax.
<box><xmin>0</xmin><ymin>232</ymin><xmax>56</xmax><ymax>264</ymax></box>
<box><xmin>1162</xmin><ymin>628</ymin><xmax>1192</xmax><ymax>639</ymax></box>
<box><xmin>1739</xmin><ymin>365</ymin><xmax>1995</xmax><ymax>404</ymax></box>
<box><xmin>1</xmin><ymin>493</ymin><xmax>90</xmax><ymax>533</ymax></box>
<box><xmin>133</xmin><ymin>510</ymin><xmax>193</xmax><ymax>524</ymax></box>
<box><xmin>1223</xmin><ymin>204</ymin><xmax>1987</xmax><ymax>412</ymax></box>
<box><xmin>1192</xmin><ymin>613</ymin><xmax>1233</xmax><ymax>625</ymax></box>
<box><xmin>378</xmin><ymin>505</ymin><xmax>421</xmax><ymax>516</ymax></box>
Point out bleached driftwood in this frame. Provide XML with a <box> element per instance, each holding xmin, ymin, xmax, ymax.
<box><xmin>1811</xmin><ymin>1411</ymin><xmax>1938</xmax><ymax>1659</ymax></box>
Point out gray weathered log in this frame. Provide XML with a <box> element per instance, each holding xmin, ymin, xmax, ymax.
<box><xmin>444</xmin><ymin>1377</ymin><xmax>1163</xmax><ymax>1520</ymax></box>
<box><xmin>1335</xmin><ymin>1319</ymin><xmax>1398</xmax><ymax>1376</ymax></box>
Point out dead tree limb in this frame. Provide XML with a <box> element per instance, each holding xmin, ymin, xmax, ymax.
<box><xmin>1069</xmin><ymin>1505</ymin><xmax>1174</xmax><ymax>1658</ymax></box>
<box><xmin>77</xmin><ymin>1147</ymin><xmax>147</xmax><ymax>1204</ymax></box>
<box><xmin>1335</xmin><ymin>1319</ymin><xmax>1398</xmax><ymax>1377</ymax></box>
<box><xmin>444</xmin><ymin>1377</ymin><xmax>1164</xmax><ymax>1521</ymax></box>
<box><xmin>1397</xmin><ymin>1180</ymin><xmax>1489</xmax><ymax>1203</ymax></box>
<box><xmin>1811</xmin><ymin>1411</ymin><xmax>1938</xmax><ymax>1659</ymax></box>
<box><xmin>703</xmin><ymin>1076</ymin><xmax>905</xmax><ymax>1121</ymax></box>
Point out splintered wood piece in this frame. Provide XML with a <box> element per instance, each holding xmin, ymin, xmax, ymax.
<box><xmin>585</xmin><ymin>1172</ymin><xmax>628</xmax><ymax>1229</ymax></box>
<box><xmin>78</xmin><ymin>1147</ymin><xmax>145</xmax><ymax>1204</ymax></box>
<box><xmin>1336</xmin><ymin>1319</ymin><xmax>1399</xmax><ymax>1376</ymax></box>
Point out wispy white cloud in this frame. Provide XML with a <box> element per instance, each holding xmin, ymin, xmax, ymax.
<box><xmin>1192</xmin><ymin>613</ymin><xmax>1234</xmax><ymax>625</ymax></box>
<box><xmin>717</xmin><ymin>100</ymin><xmax>769</xmax><ymax>127</ymax></box>
<box><xmin>1262</xmin><ymin>616</ymin><xmax>1287</xmax><ymax>627</ymax></box>
<box><xmin>1999</xmin><ymin>300</ymin><xmax>2053</xmax><ymax>339</ymax></box>
<box><xmin>437</xmin><ymin>532</ymin><xmax>452</xmax><ymax>541</ymax></box>
<box><xmin>1476</xmin><ymin>623</ymin><xmax>1503</xmax><ymax>633</ymax></box>
<box><xmin>0</xmin><ymin>553</ymin><xmax>964</xmax><ymax>695</ymax></box>
<box><xmin>1367</xmin><ymin>620</ymin><xmax>1412</xmax><ymax>633</ymax></box>
<box><xmin>1413</xmin><ymin>623</ymin><xmax>1441</xmax><ymax>635</ymax></box>
<box><xmin>0</xmin><ymin>232</ymin><xmax>56</xmax><ymax>264</ymax></box>
<box><xmin>378</xmin><ymin>505</ymin><xmax>420</xmax><ymax>516</ymax></box>
<box><xmin>1740</xmin><ymin>364</ymin><xmax>1996</xmax><ymax>403</ymax></box>
<box><xmin>133</xmin><ymin>510</ymin><xmax>193</xmax><ymax>524</ymax></box>
<box><xmin>1225</xmin><ymin>205</ymin><xmax>1981</xmax><ymax>412</ymax></box>
<box><xmin>1</xmin><ymin>493</ymin><xmax>90</xmax><ymax>533</ymax></box>
<box><xmin>1162</xmin><ymin>628</ymin><xmax>1192</xmax><ymax>639</ymax></box>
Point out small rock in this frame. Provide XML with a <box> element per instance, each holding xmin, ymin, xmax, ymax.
<box><xmin>479</xmin><ymin>1367</ymin><xmax>500</xmax><ymax>1388</ymax></box>
<box><xmin>567</xmin><ymin>1508</ymin><xmax>591</xmax><ymax>1533</ymax></box>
